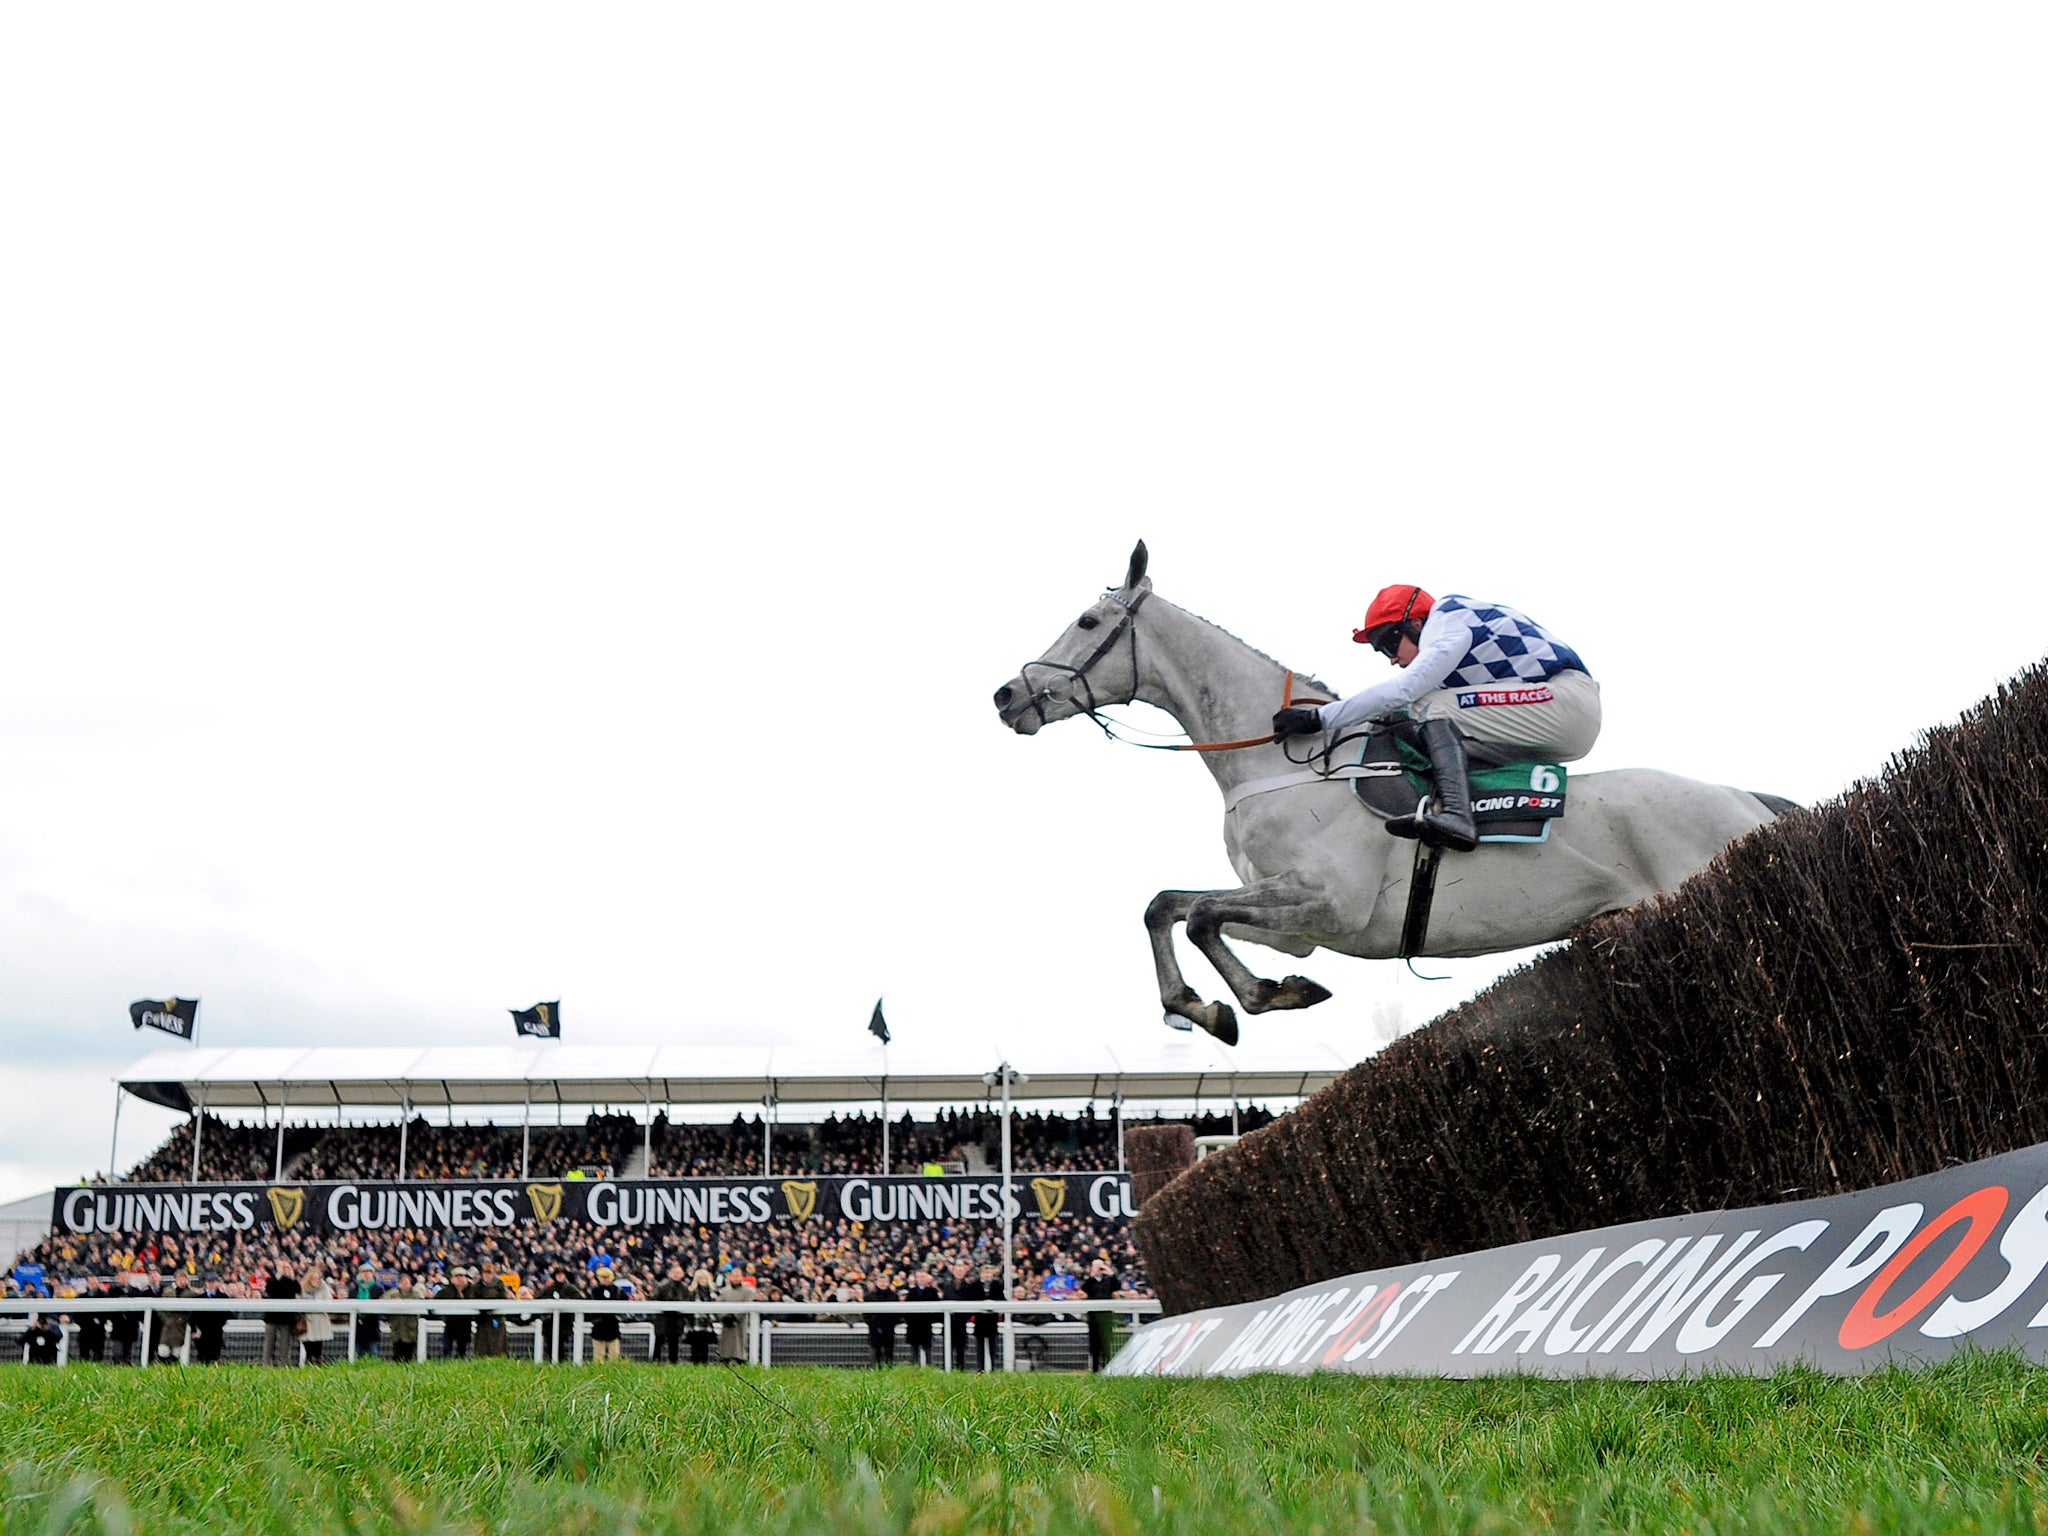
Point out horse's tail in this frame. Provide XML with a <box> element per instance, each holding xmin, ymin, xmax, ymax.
<box><xmin>1748</xmin><ymin>791</ymin><xmax>1802</xmax><ymax>818</ymax></box>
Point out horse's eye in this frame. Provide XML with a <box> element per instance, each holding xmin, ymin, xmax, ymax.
<box><xmin>1076</xmin><ymin>615</ymin><xmax>1100</xmax><ymax>630</ymax></box>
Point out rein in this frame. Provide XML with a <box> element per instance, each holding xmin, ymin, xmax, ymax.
<box><xmin>1167</xmin><ymin>670</ymin><xmax>1329</xmax><ymax>752</ymax></box>
<box><xmin>1009</xmin><ymin>587</ymin><xmax>1330</xmax><ymax>753</ymax></box>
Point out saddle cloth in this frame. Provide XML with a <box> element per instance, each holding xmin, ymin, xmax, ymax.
<box><xmin>1350</xmin><ymin>724</ymin><xmax>1568</xmax><ymax>844</ymax></box>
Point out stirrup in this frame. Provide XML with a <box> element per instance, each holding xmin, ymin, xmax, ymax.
<box><xmin>1421</xmin><ymin>810</ymin><xmax>1479</xmax><ymax>853</ymax></box>
<box><xmin>1386</xmin><ymin>800</ymin><xmax>1478</xmax><ymax>852</ymax></box>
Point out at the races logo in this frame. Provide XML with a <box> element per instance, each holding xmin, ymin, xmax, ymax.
<box><xmin>1455</xmin><ymin>686</ymin><xmax>1554</xmax><ymax>708</ymax></box>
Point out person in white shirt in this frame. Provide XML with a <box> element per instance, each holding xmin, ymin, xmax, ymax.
<box><xmin>1274</xmin><ymin>584</ymin><xmax>1600</xmax><ymax>851</ymax></box>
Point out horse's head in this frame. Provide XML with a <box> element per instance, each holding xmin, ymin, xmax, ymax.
<box><xmin>994</xmin><ymin>541</ymin><xmax>1151</xmax><ymax>735</ymax></box>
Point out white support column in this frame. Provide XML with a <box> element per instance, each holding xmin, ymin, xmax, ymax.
<box><xmin>274</xmin><ymin>1085</ymin><xmax>289</xmax><ymax>1180</ymax></box>
<box><xmin>397</xmin><ymin>1091</ymin><xmax>410</xmax><ymax>1182</ymax></box>
<box><xmin>522</xmin><ymin>1087</ymin><xmax>531</xmax><ymax>1180</ymax></box>
<box><xmin>880</xmin><ymin>1076</ymin><xmax>889</xmax><ymax>1175</ymax></box>
<box><xmin>1114</xmin><ymin>1088</ymin><xmax>1124</xmax><ymax>1171</ymax></box>
<box><xmin>643</xmin><ymin>1081</ymin><xmax>653</xmax><ymax>1172</ymax></box>
<box><xmin>762</xmin><ymin>1093</ymin><xmax>775</xmax><ymax>1177</ymax></box>
<box><xmin>108</xmin><ymin>1084</ymin><xmax>124</xmax><ymax>1182</ymax></box>
<box><xmin>995</xmin><ymin>1062</ymin><xmax>1019</xmax><ymax>1370</ymax></box>
<box><xmin>190</xmin><ymin>1085</ymin><xmax>205</xmax><ymax>1182</ymax></box>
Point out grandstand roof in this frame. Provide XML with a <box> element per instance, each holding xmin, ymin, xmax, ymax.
<box><xmin>115</xmin><ymin>1040</ymin><xmax>1357</xmax><ymax>1114</ymax></box>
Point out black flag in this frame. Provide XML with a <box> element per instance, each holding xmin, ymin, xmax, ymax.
<box><xmin>512</xmin><ymin>1001</ymin><xmax>561</xmax><ymax>1039</ymax></box>
<box><xmin>130</xmin><ymin>998</ymin><xmax>198</xmax><ymax>1041</ymax></box>
<box><xmin>868</xmin><ymin>999</ymin><xmax>890</xmax><ymax>1044</ymax></box>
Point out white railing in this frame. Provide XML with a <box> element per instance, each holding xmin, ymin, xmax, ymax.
<box><xmin>0</xmin><ymin>1295</ymin><xmax>1160</xmax><ymax>1371</ymax></box>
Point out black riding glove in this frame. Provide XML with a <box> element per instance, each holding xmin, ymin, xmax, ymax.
<box><xmin>1271</xmin><ymin>707</ymin><xmax>1325</xmax><ymax>738</ymax></box>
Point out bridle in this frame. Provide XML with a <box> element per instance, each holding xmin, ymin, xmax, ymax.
<box><xmin>1005</xmin><ymin>587</ymin><xmax>1330</xmax><ymax>753</ymax></box>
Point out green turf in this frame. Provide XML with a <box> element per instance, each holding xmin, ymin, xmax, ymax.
<box><xmin>5</xmin><ymin>1356</ymin><xmax>2048</xmax><ymax>1534</ymax></box>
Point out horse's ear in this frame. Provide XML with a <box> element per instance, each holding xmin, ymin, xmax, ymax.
<box><xmin>1123</xmin><ymin>540</ymin><xmax>1149</xmax><ymax>590</ymax></box>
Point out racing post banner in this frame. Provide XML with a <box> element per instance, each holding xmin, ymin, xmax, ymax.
<box><xmin>1110</xmin><ymin>1140</ymin><xmax>2048</xmax><ymax>1378</ymax></box>
<box><xmin>51</xmin><ymin>1172</ymin><xmax>1137</xmax><ymax>1241</ymax></box>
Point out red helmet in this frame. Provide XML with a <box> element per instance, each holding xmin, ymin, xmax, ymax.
<box><xmin>1353</xmin><ymin>584</ymin><xmax>1434</xmax><ymax>645</ymax></box>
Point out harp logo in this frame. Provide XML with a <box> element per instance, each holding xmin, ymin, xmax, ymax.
<box><xmin>265</xmin><ymin>1187</ymin><xmax>306</xmax><ymax>1231</ymax></box>
<box><xmin>1031</xmin><ymin>1178</ymin><xmax>1068</xmax><ymax>1220</ymax></box>
<box><xmin>781</xmin><ymin>1181</ymin><xmax>819</xmax><ymax>1221</ymax></box>
<box><xmin>526</xmin><ymin>1184</ymin><xmax>564</xmax><ymax>1224</ymax></box>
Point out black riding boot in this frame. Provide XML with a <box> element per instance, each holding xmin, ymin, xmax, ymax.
<box><xmin>1387</xmin><ymin>718</ymin><xmax>1481</xmax><ymax>852</ymax></box>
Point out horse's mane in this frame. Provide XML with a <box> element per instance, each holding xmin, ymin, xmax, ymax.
<box><xmin>1166</xmin><ymin>594</ymin><xmax>1337</xmax><ymax>699</ymax></box>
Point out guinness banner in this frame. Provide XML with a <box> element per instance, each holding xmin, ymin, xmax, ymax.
<box><xmin>51</xmin><ymin>1172</ymin><xmax>1137</xmax><ymax>1240</ymax></box>
<box><xmin>1109</xmin><ymin>1139</ymin><xmax>2048</xmax><ymax>1378</ymax></box>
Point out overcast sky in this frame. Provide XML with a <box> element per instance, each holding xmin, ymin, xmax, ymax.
<box><xmin>3</xmin><ymin>7</ymin><xmax>2044</xmax><ymax>1206</ymax></box>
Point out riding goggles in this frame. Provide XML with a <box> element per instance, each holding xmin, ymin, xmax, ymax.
<box><xmin>1361</xmin><ymin>624</ymin><xmax>1403</xmax><ymax>660</ymax></box>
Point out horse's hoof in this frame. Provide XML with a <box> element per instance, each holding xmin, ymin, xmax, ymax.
<box><xmin>1197</xmin><ymin>1003</ymin><xmax>1239</xmax><ymax>1046</ymax></box>
<box><xmin>1273</xmin><ymin>976</ymin><xmax>1333</xmax><ymax>1010</ymax></box>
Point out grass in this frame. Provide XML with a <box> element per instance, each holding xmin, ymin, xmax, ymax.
<box><xmin>5</xmin><ymin>1356</ymin><xmax>2048</xmax><ymax>1533</ymax></box>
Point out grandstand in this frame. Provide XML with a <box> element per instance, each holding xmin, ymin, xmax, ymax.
<box><xmin>11</xmin><ymin>1039</ymin><xmax>1346</xmax><ymax>1356</ymax></box>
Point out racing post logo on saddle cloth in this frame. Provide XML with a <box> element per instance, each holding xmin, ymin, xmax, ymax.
<box><xmin>781</xmin><ymin>1180</ymin><xmax>819</xmax><ymax>1221</ymax></box>
<box><xmin>1030</xmin><ymin>1177</ymin><xmax>1068</xmax><ymax>1220</ymax></box>
<box><xmin>265</xmin><ymin>1187</ymin><xmax>306</xmax><ymax>1231</ymax></box>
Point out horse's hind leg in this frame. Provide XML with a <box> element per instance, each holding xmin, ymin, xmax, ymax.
<box><xmin>1186</xmin><ymin>876</ymin><xmax>1336</xmax><ymax>1019</ymax></box>
<box><xmin>1143</xmin><ymin>889</ymin><xmax>1241</xmax><ymax>1041</ymax></box>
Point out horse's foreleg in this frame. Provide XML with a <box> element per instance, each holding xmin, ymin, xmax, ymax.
<box><xmin>1143</xmin><ymin>889</ymin><xmax>1241</xmax><ymax>1041</ymax></box>
<box><xmin>1186</xmin><ymin>877</ymin><xmax>1336</xmax><ymax>1019</ymax></box>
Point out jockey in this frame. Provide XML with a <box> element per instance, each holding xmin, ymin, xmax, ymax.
<box><xmin>1273</xmin><ymin>585</ymin><xmax>1601</xmax><ymax>851</ymax></box>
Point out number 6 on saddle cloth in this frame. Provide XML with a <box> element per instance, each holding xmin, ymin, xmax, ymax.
<box><xmin>1349</xmin><ymin>722</ymin><xmax>1569</xmax><ymax>844</ymax></box>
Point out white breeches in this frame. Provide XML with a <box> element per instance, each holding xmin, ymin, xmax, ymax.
<box><xmin>1411</xmin><ymin>669</ymin><xmax>1602</xmax><ymax>762</ymax></box>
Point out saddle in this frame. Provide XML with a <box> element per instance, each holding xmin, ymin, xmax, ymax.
<box><xmin>1350</xmin><ymin>723</ymin><xmax>1568</xmax><ymax>844</ymax></box>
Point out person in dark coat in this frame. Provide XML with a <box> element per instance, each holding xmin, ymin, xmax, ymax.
<box><xmin>109</xmin><ymin>1286</ymin><xmax>142</xmax><ymax>1366</ymax></box>
<box><xmin>25</xmin><ymin>1315</ymin><xmax>63</xmax><ymax>1365</ymax></box>
<box><xmin>587</xmin><ymin>1267</ymin><xmax>627</xmax><ymax>1362</ymax></box>
<box><xmin>973</xmin><ymin>1265</ymin><xmax>1003</xmax><ymax>1372</ymax></box>
<box><xmin>154</xmin><ymin>1270</ymin><xmax>195</xmax><ymax>1364</ymax></box>
<box><xmin>863</xmin><ymin>1272</ymin><xmax>898</xmax><ymax>1367</ymax></box>
<box><xmin>650</xmin><ymin>1264</ymin><xmax>689</xmax><ymax>1364</ymax></box>
<box><xmin>942</xmin><ymin>1262</ymin><xmax>978</xmax><ymax>1372</ymax></box>
<box><xmin>73</xmin><ymin>1282</ymin><xmax>108</xmax><ymax>1362</ymax></box>
<box><xmin>261</xmin><ymin>1264</ymin><xmax>301</xmax><ymax>1367</ymax></box>
<box><xmin>437</xmin><ymin>1270</ymin><xmax>474</xmax><ymax>1359</ymax></box>
<box><xmin>536</xmin><ymin>1266</ymin><xmax>583</xmax><ymax>1363</ymax></box>
<box><xmin>387</xmin><ymin>1276</ymin><xmax>422</xmax><ymax>1362</ymax></box>
<box><xmin>472</xmin><ymin>1268</ymin><xmax>511</xmax><ymax>1358</ymax></box>
<box><xmin>903</xmin><ymin>1269</ymin><xmax>940</xmax><ymax>1368</ymax></box>
<box><xmin>1081</xmin><ymin>1258</ymin><xmax>1121</xmax><ymax>1373</ymax></box>
<box><xmin>191</xmin><ymin>1277</ymin><xmax>229</xmax><ymax>1364</ymax></box>
<box><xmin>351</xmin><ymin>1265</ymin><xmax>385</xmax><ymax>1360</ymax></box>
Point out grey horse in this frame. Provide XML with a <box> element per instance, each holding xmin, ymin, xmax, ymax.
<box><xmin>994</xmin><ymin>543</ymin><xmax>1790</xmax><ymax>1043</ymax></box>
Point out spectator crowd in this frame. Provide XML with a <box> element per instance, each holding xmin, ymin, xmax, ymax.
<box><xmin>13</xmin><ymin>1105</ymin><xmax>1274</xmax><ymax>1352</ymax></box>
<box><xmin>95</xmin><ymin>1105</ymin><xmax>1271</xmax><ymax>1185</ymax></box>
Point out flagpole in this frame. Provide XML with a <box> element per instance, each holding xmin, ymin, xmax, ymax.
<box><xmin>1001</xmin><ymin>1062</ymin><xmax>1014</xmax><ymax>1371</ymax></box>
<box><xmin>191</xmin><ymin>1083</ymin><xmax>205</xmax><ymax>1182</ymax></box>
<box><xmin>881</xmin><ymin>1051</ymin><xmax>889</xmax><ymax>1176</ymax></box>
<box><xmin>108</xmin><ymin>1082</ymin><xmax>124</xmax><ymax>1183</ymax></box>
